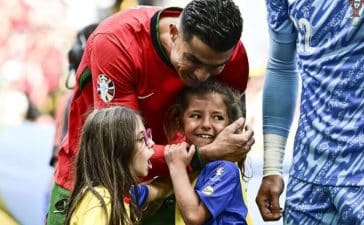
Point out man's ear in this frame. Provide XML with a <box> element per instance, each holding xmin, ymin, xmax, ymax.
<box><xmin>169</xmin><ymin>24</ymin><xmax>178</xmax><ymax>42</ymax></box>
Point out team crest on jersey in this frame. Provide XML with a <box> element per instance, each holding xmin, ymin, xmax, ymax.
<box><xmin>215</xmin><ymin>167</ymin><xmax>224</xmax><ymax>176</ymax></box>
<box><xmin>349</xmin><ymin>0</ymin><xmax>364</xmax><ymax>17</ymax></box>
<box><xmin>202</xmin><ymin>185</ymin><xmax>214</xmax><ymax>196</ymax></box>
<box><xmin>97</xmin><ymin>74</ymin><xmax>115</xmax><ymax>103</ymax></box>
<box><xmin>210</xmin><ymin>166</ymin><xmax>225</xmax><ymax>182</ymax></box>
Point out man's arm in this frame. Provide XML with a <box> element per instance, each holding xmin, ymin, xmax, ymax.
<box><xmin>88</xmin><ymin>32</ymin><xmax>177</xmax><ymax>180</ymax></box>
<box><xmin>90</xmin><ymin>33</ymin><xmax>140</xmax><ymax>110</ymax></box>
<box><xmin>255</xmin><ymin>29</ymin><xmax>299</xmax><ymax>221</ymax></box>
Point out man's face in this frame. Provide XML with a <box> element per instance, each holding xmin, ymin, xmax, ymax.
<box><xmin>170</xmin><ymin>32</ymin><xmax>234</xmax><ymax>87</ymax></box>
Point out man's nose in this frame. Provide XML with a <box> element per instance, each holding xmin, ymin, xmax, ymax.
<box><xmin>193</xmin><ymin>67</ymin><xmax>210</xmax><ymax>82</ymax></box>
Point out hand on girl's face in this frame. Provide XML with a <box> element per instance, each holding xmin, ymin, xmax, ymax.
<box><xmin>209</xmin><ymin>117</ymin><xmax>255</xmax><ymax>162</ymax></box>
<box><xmin>164</xmin><ymin>142</ymin><xmax>195</xmax><ymax>168</ymax></box>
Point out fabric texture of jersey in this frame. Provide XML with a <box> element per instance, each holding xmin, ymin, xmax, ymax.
<box><xmin>55</xmin><ymin>6</ymin><xmax>249</xmax><ymax>190</ymax></box>
<box><xmin>284</xmin><ymin>177</ymin><xmax>364</xmax><ymax>225</ymax></box>
<box><xmin>265</xmin><ymin>0</ymin><xmax>364</xmax><ymax>186</ymax></box>
<box><xmin>175</xmin><ymin>161</ymin><xmax>250</xmax><ymax>225</ymax></box>
<box><xmin>69</xmin><ymin>185</ymin><xmax>148</xmax><ymax>225</ymax></box>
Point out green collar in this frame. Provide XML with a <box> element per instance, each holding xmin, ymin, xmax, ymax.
<box><xmin>150</xmin><ymin>7</ymin><xmax>182</xmax><ymax>70</ymax></box>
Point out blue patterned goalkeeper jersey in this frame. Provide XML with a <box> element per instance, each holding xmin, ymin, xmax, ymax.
<box><xmin>266</xmin><ymin>0</ymin><xmax>364</xmax><ymax>186</ymax></box>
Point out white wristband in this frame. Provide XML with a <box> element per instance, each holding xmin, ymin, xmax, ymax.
<box><xmin>263</xmin><ymin>134</ymin><xmax>287</xmax><ymax>177</ymax></box>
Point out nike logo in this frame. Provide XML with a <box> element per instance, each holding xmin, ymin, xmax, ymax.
<box><xmin>137</xmin><ymin>93</ymin><xmax>154</xmax><ymax>99</ymax></box>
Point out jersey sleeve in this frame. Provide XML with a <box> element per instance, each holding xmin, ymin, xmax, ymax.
<box><xmin>195</xmin><ymin>161</ymin><xmax>240</xmax><ymax>219</ymax></box>
<box><xmin>89</xmin><ymin>32</ymin><xmax>172</xmax><ymax>180</ymax></box>
<box><xmin>89</xmin><ymin>31</ymin><xmax>141</xmax><ymax>111</ymax></box>
<box><xmin>130</xmin><ymin>184</ymin><xmax>149</xmax><ymax>208</ymax></box>
<box><xmin>263</xmin><ymin>0</ymin><xmax>299</xmax><ymax>137</ymax></box>
<box><xmin>263</xmin><ymin>37</ymin><xmax>298</xmax><ymax>137</ymax></box>
<box><xmin>262</xmin><ymin>1</ymin><xmax>299</xmax><ymax>176</ymax></box>
<box><xmin>266</xmin><ymin>0</ymin><xmax>297</xmax><ymax>43</ymax></box>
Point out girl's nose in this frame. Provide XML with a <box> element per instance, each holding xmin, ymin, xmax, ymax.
<box><xmin>201</xmin><ymin>118</ymin><xmax>212</xmax><ymax>129</ymax></box>
<box><xmin>147</xmin><ymin>139</ymin><xmax>155</xmax><ymax>149</ymax></box>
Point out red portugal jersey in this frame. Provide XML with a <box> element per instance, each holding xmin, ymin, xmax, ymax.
<box><xmin>55</xmin><ymin>6</ymin><xmax>249</xmax><ymax>190</ymax></box>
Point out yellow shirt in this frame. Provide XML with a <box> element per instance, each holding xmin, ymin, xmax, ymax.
<box><xmin>0</xmin><ymin>209</ymin><xmax>19</xmax><ymax>225</ymax></box>
<box><xmin>69</xmin><ymin>187</ymin><xmax>130</xmax><ymax>225</ymax></box>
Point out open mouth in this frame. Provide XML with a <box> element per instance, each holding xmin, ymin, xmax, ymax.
<box><xmin>147</xmin><ymin>160</ymin><xmax>152</xmax><ymax>169</ymax></box>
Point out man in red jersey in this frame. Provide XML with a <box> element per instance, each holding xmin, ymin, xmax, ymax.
<box><xmin>47</xmin><ymin>0</ymin><xmax>254</xmax><ymax>224</ymax></box>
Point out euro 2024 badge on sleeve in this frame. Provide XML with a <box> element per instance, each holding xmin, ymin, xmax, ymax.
<box><xmin>97</xmin><ymin>74</ymin><xmax>115</xmax><ymax>103</ymax></box>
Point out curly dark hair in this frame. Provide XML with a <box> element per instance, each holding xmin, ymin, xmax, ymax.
<box><xmin>180</xmin><ymin>0</ymin><xmax>243</xmax><ymax>51</ymax></box>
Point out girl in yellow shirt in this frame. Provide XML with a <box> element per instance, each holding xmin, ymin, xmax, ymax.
<box><xmin>64</xmin><ymin>106</ymin><xmax>169</xmax><ymax>225</ymax></box>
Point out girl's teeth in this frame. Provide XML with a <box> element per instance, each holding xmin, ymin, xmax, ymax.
<box><xmin>199</xmin><ymin>135</ymin><xmax>211</xmax><ymax>139</ymax></box>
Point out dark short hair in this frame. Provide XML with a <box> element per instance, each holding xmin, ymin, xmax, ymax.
<box><xmin>180</xmin><ymin>0</ymin><xmax>243</xmax><ymax>51</ymax></box>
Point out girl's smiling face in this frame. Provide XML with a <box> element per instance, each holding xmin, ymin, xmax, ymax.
<box><xmin>182</xmin><ymin>92</ymin><xmax>229</xmax><ymax>147</ymax></box>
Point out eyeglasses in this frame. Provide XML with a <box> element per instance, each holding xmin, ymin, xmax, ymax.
<box><xmin>141</xmin><ymin>128</ymin><xmax>152</xmax><ymax>147</ymax></box>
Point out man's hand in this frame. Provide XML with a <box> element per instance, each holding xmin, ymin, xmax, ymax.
<box><xmin>200</xmin><ymin>117</ymin><xmax>254</xmax><ymax>162</ymax></box>
<box><xmin>255</xmin><ymin>175</ymin><xmax>284</xmax><ymax>221</ymax></box>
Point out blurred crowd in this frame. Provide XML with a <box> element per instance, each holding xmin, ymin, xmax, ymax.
<box><xmin>0</xmin><ymin>0</ymin><xmax>129</xmax><ymax>116</ymax></box>
<box><xmin>0</xmin><ymin>0</ymin><xmax>174</xmax><ymax>119</ymax></box>
<box><xmin>0</xmin><ymin>0</ymin><xmax>71</xmax><ymax>117</ymax></box>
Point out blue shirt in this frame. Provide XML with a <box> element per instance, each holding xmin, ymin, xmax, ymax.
<box><xmin>265</xmin><ymin>0</ymin><xmax>364</xmax><ymax>185</ymax></box>
<box><xmin>194</xmin><ymin>161</ymin><xmax>248</xmax><ymax>225</ymax></box>
<box><xmin>131</xmin><ymin>184</ymin><xmax>149</xmax><ymax>208</ymax></box>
